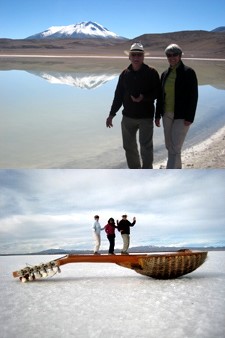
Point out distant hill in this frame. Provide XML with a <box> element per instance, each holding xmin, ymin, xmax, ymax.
<box><xmin>129</xmin><ymin>30</ymin><xmax>225</xmax><ymax>58</ymax></box>
<box><xmin>1</xmin><ymin>245</ymin><xmax>224</xmax><ymax>256</ymax></box>
<box><xmin>211</xmin><ymin>26</ymin><xmax>225</xmax><ymax>32</ymax></box>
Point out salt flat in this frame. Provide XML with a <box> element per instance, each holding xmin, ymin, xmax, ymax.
<box><xmin>1</xmin><ymin>251</ymin><xmax>225</xmax><ymax>338</ymax></box>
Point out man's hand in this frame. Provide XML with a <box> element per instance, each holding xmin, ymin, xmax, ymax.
<box><xmin>131</xmin><ymin>94</ymin><xmax>144</xmax><ymax>103</ymax></box>
<box><xmin>106</xmin><ymin>116</ymin><xmax>113</xmax><ymax>128</ymax></box>
<box><xmin>155</xmin><ymin>118</ymin><xmax>161</xmax><ymax>127</ymax></box>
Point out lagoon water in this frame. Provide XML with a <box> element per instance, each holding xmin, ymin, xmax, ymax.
<box><xmin>1</xmin><ymin>57</ymin><xmax>225</xmax><ymax>168</ymax></box>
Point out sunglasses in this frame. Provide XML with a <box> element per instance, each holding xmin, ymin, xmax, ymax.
<box><xmin>130</xmin><ymin>53</ymin><xmax>144</xmax><ymax>57</ymax></box>
<box><xmin>166</xmin><ymin>53</ymin><xmax>180</xmax><ymax>57</ymax></box>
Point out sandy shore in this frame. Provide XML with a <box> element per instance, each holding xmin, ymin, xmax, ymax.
<box><xmin>155</xmin><ymin>126</ymin><xmax>225</xmax><ymax>169</ymax></box>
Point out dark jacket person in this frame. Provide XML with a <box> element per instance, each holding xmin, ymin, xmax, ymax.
<box><xmin>106</xmin><ymin>42</ymin><xmax>160</xmax><ymax>169</ymax></box>
<box><xmin>117</xmin><ymin>215</ymin><xmax>136</xmax><ymax>254</ymax></box>
<box><xmin>155</xmin><ymin>44</ymin><xmax>198</xmax><ymax>169</ymax></box>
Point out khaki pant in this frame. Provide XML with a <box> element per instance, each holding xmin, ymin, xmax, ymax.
<box><xmin>163</xmin><ymin>114</ymin><xmax>190</xmax><ymax>169</ymax></box>
<box><xmin>121</xmin><ymin>116</ymin><xmax>153</xmax><ymax>169</ymax></box>
<box><xmin>93</xmin><ymin>233</ymin><xmax>101</xmax><ymax>252</ymax></box>
<box><xmin>121</xmin><ymin>234</ymin><xmax>130</xmax><ymax>252</ymax></box>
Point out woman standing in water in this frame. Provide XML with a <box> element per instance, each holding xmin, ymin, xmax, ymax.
<box><xmin>155</xmin><ymin>44</ymin><xmax>198</xmax><ymax>169</ymax></box>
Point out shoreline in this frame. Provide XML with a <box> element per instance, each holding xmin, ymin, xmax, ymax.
<box><xmin>0</xmin><ymin>54</ymin><xmax>225</xmax><ymax>62</ymax></box>
<box><xmin>155</xmin><ymin>126</ymin><xmax>225</xmax><ymax>169</ymax></box>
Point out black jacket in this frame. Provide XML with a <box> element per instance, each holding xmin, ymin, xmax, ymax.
<box><xmin>109</xmin><ymin>63</ymin><xmax>160</xmax><ymax>119</ymax></box>
<box><xmin>156</xmin><ymin>61</ymin><xmax>198</xmax><ymax>123</ymax></box>
<box><xmin>117</xmin><ymin>219</ymin><xmax>135</xmax><ymax>235</ymax></box>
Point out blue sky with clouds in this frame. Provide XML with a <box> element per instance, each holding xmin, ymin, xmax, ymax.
<box><xmin>0</xmin><ymin>169</ymin><xmax>224</xmax><ymax>254</ymax></box>
<box><xmin>0</xmin><ymin>0</ymin><xmax>224</xmax><ymax>39</ymax></box>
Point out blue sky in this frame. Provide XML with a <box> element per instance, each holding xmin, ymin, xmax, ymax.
<box><xmin>0</xmin><ymin>169</ymin><xmax>224</xmax><ymax>254</ymax></box>
<box><xmin>0</xmin><ymin>0</ymin><xmax>224</xmax><ymax>39</ymax></box>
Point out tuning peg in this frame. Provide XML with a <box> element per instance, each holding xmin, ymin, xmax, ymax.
<box><xmin>48</xmin><ymin>261</ymin><xmax>56</xmax><ymax>271</ymax></box>
<box><xmin>42</xmin><ymin>266</ymin><xmax>48</xmax><ymax>274</ymax></box>
<box><xmin>16</xmin><ymin>260</ymin><xmax>61</xmax><ymax>281</ymax></box>
<box><xmin>29</xmin><ymin>274</ymin><xmax>35</xmax><ymax>281</ymax></box>
<box><xmin>37</xmin><ymin>271</ymin><xmax>42</xmax><ymax>277</ymax></box>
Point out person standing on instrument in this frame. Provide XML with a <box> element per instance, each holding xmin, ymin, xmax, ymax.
<box><xmin>117</xmin><ymin>215</ymin><xmax>136</xmax><ymax>255</ymax></box>
<box><xmin>106</xmin><ymin>42</ymin><xmax>160</xmax><ymax>169</ymax></box>
<box><xmin>92</xmin><ymin>215</ymin><xmax>104</xmax><ymax>255</ymax></box>
<box><xmin>104</xmin><ymin>217</ymin><xmax>117</xmax><ymax>255</ymax></box>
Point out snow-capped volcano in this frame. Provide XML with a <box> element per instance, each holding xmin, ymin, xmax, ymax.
<box><xmin>26</xmin><ymin>21</ymin><xmax>127</xmax><ymax>40</ymax></box>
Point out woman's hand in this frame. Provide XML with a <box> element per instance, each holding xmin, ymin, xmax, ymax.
<box><xmin>184</xmin><ymin>120</ymin><xmax>192</xmax><ymax>126</ymax></box>
<box><xmin>155</xmin><ymin>118</ymin><xmax>161</xmax><ymax>127</ymax></box>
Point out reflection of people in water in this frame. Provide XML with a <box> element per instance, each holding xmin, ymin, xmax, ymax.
<box><xmin>106</xmin><ymin>42</ymin><xmax>160</xmax><ymax>169</ymax></box>
<box><xmin>155</xmin><ymin>44</ymin><xmax>198</xmax><ymax>169</ymax></box>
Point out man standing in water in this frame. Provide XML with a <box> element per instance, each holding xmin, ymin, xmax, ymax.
<box><xmin>106</xmin><ymin>42</ymin><xmax>160</xmax><ymax>169</ymax></box>
<box><xmin>117</xmin><ymin>215</ymin><xmax>136</xmax><ymax>255</ymax></box>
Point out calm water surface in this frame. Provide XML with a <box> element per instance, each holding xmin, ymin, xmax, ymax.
<box><xmin>1</xmin><ymin>57</ymin><xmax>225</xmax><ymax>168</ymax></box>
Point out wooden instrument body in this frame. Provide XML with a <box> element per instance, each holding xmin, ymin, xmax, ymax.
<box><xmin>12</xmin><ymin>250</ymin><xmax>208</xmax><ymax>281</ymax></box>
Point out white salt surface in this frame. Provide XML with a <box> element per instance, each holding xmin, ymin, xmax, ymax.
<box><xmin>1</xmin><ymin>251</ymin><xmax>225</xmax><ymax>338</ymax></box>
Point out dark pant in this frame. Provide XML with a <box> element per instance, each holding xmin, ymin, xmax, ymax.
<box><xmin>107</xmin><ymin>234</ymin><xmax>115</xmax><ymax>254</ymax></box>
<box><xmin>121</xmin><ymin>116</ymin><xmax>154</xmax><ymax>169</ymax></box>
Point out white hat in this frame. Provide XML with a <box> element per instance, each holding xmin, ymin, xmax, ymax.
<box><xmin>124</xmin><ymin>42</ymin><xmax>149</xmax><ymax>56</ymax></box>
<box><xmin>130</xmin><ymin>42</ymin><xmax>144</xmax><ymax>53</ymax></box>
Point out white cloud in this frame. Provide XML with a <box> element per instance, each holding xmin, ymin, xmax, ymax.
<box><xmin>0</xmin><ymin>169</ymin><xmax>225</xmax><ymax>253</ymax></box>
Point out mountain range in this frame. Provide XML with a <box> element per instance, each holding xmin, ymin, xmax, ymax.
<box><xmin>25</xmin><ymin>21</ymin><xmax>225</xmax><ymax>40</ymax></box>
<box><xmin>0</xmin><ymin>22</ymin><xmax>224</xmax><ymax>58</ymax></box>
<box><xmin>1</xmin><ymin>245</ymin><xmax>224</xmax><ymax>256</ymax></box>
<box><xmin>211</xmin><ymin>26</ymin><xmax>225</xmax><ymax>32</ymax></box>
<box><xmin>26</xmin><ymin>21</ymin><xmax>127</xmax><ymax>40</ymax></box>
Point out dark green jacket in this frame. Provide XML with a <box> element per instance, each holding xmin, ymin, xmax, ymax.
<box><xmin>156</xmin><ymin>61</ymin><xmax>198</xmax><ymax>123</ymax></box>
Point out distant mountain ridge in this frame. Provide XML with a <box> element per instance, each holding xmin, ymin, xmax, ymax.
<box><xmin>211</xmin><ymin>26</ymin><xmax>225</xmax><ymax>32</ymax></box>
<box><xmin>25</xmin><ymin>21</ymin><xmax>224</xmax><ymax>40</ymax></box>
<box><xmin>26</xmin><ymin>21</ymin><xmax>127</xmax><ymax>40</ymax></box>
<box><xmin>1</xmin><ymin>245</ymin><xmax>224</xmax><ymax>256</ymax></box>
<box><xmin>36</xmin><ymin>245</ymin><xmax>225</xmax><ymax>254</ymax></box>
<box><xmin>1</xmin><ymin>25</ymin><xmax>225</xmax><ymax>58</ymax></box>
